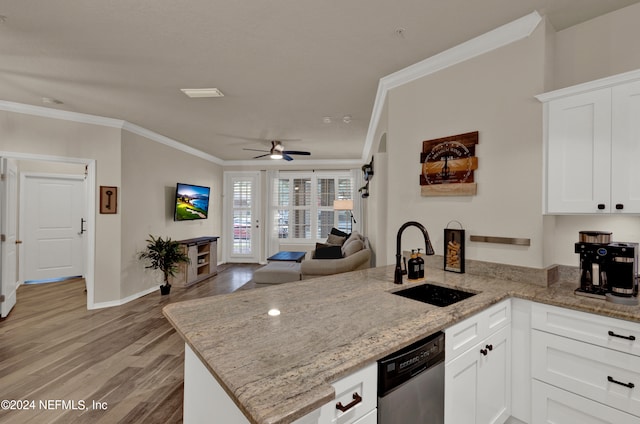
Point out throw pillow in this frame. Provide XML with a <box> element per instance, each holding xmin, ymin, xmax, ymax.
<box><xmin>343</xmin><ymin>231</ymin><xmax>362</xmax><ymax>246</ymax></box>
<box><xmin>326</xmin><ymin>233</ymin><xmax>347</xmax><ymax>246</ymax></box>
<box><xmin>330</xmin><ymin>227</ymin><xmax>350</xmax><ymax>238</ymax></box>
<box><xmin>342</xmin><ymin>238</ymin><xmax>364</xmax><ymax>257</ymax></box>
<box><xmin>314</xmin><ymin>243</ymin><xmax>343</xmax><ymax>259</ymax></box>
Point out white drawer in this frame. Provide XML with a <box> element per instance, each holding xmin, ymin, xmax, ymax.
<box><xmin>532</xmin><ymin>330</ymin><xmax>640</xmax><ymax>417</ymax></box>
<box><xmin>314</xmin><ymin>363</ymin><xmax>377</xmax><ymax>424</ymax></box>
<box><xmin>531</xmin><ymin>302</ymin><xmax>640</xmax><ymax>356</ymax></box>
<box><xmin>532</xmin><ymin>380</ymin><xmax>640</xmax><ymax>424</ymax></box>
<box><xmin>353</xmin><ymin>408</ymin><xmax>376</xmax><ymax>424</ymax></box>
<box><xmin>445</xmin><ymin>299</ymin><xmax>511</xmax><ymax>362</ymax></box>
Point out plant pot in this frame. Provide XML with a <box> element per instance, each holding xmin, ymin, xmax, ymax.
<box><xmin>160</xmin><ymin>284</ymin><xmax>171</xmax><ymax>295</ymax></box>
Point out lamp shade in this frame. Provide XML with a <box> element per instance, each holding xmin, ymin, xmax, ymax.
<box><xmin>333</xmin><ymin>199</ymin><xmax>354</xmax><ymax>211</ymax></box>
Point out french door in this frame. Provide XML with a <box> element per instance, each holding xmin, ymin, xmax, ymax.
<box><xmin>225</xmin><ymin>172</ymin><xmax>261</xmax><ymax>263</ymax></box>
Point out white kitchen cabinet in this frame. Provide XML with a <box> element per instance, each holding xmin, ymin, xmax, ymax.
<box><xmin>184</xmin><ymin>342</ymin><xmax>377</xmax><ymax>424</ymax></box>
<box><xmin>538</xmin><ymin>69</ymin><xmax>640</xmax><ymax>214</ymax></box>
<box><xmin>445</xmin><ymin>300</ymin><xmax>511</xmax><ymax>424</ymax></box>
<box><xmin>446</xmin><ymin>299</ymin><xmax>511</xmax><ymax>360</ymax></box>
<box><xmin>445</xmin><ymin>325</ymin><xmax>511</xmax><ymax>424</ymax></box>
<box><xmin>532</xmin><ymin>380</ymin><xmax>640</xmax><ymax>424</ymax></box>
<box><xmin>611</xmin><ymin>80</ymin><xmax>640</xmax><ymax>213</ymax></box>
<box><xmin>531</xmin><ymin>302</ymin><xmax>640</xmax><ymax>423</ymax></box>
<box><xmin>297</xmin><ymin>362</ymin><xmax>377</xmax><ymax>424</ymax></box>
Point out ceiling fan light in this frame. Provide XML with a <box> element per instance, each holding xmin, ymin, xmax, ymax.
<box><xmin>270</xmin><ymin>152</ymin><xmax>283</xmax><ymax>159</ymax></box>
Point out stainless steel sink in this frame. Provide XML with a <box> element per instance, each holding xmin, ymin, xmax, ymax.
<box><xmin>392</xmin><ymin>283</ymin><xmax>476</xmax><ymax>307</ymax></box>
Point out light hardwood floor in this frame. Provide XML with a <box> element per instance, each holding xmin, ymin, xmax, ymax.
<box><xmin>0</xmin><ymin>264</ymin><xmax>261</xmax><ymax>424</ymax></box>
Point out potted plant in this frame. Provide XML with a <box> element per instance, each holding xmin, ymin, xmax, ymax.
<box><xmin>138</xmin><ymin>235</ymin><xmax>190</xmax><ymax>295</ymax></box>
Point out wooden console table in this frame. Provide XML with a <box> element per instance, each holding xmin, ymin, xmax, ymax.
<box><xmin>171</xmin><ymin>236</ymin><xmax>219</xmax><ymax>288</ymax></box>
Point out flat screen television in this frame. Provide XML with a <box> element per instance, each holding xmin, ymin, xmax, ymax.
<box><xmin>174</xmin><ymin>183</ymin><xmax>210</xmax><ymax>221</ymax></box>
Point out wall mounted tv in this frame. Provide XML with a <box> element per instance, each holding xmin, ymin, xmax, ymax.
<box><xmin>174</xmin><ymin>183</ymin><xmax>210</xmax><ymax>221</ymax></box>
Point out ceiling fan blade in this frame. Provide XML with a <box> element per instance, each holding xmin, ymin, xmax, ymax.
<box><xmin>243</xmin><ymin>148</ymin><xmax>270</xmax><ymax>152</ymax></box>
<box><xmin>283</xmin><ymin>154</ymin><xmax>294</xmax><ymax>161</ymax></box>
<box><xmin>282</xmin><ymin>150</ymin><xmax>311</xmax><ymax>155</ymax></box>
<box><xmin>253</xmin><ymin>153</ymin><xmax>270</xmax><ymax>159</ymax></box>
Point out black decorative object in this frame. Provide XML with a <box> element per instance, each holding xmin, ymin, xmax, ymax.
<box><xmin>359</xmin><ymin>156</ymin><xmax>373</xmax><ymax>198</ymax></box>
<box><xmin>444</xmin><ymin>221</ymin><xmax>465</xmax><ymax>273</ymax></box>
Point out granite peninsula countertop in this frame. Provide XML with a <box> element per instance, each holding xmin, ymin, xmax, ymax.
<box><xmin>162</xmin><ymin>265</ymin><xmax>640</xmax><ymax>424</ymax></box>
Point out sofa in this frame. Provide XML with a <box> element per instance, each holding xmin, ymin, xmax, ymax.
<box><xmin>301</xmin><ymin>231</ymin><xmax>371</xmax><ymax>280</ymax></box>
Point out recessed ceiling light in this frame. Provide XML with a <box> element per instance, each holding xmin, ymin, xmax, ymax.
<box><xmin>323</xmin><ymin>116</ymin><xmax>332</xmax><ymax>124</ymax></box>
<box><xmin>180</xmin><ymin>88</ymin><xmax>224</xmax><ymax>98</ymax></box>
<box><xmin>0</xmin><ymin>15</ymin><xmax>7</xmax><ymax>23</ymax></box>
<box><xmin>42</xmin><ymin>97</ymin><xmax>63</xmax><ymax>105</ymax></box>
<box><xmin>343</xmin><ymin>115</ymin><xmax>352</xmax><ymax>124</ymax></box>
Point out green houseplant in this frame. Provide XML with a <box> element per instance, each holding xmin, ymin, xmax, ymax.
<box><xmin>138</xmin><ymin>235</ymin><xmax>190</xmax><ymax>295</ymax></box>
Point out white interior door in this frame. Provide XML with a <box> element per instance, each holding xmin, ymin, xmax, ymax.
<box><xmin>23</xmin><ymin>174</ymin><xmax>85</xmax><ymax>282</ymax></box>
<box><xmin>1</xmin><ymin>158</ymin><xmax>18</xmax><ymax>317</ymax></box>
<box><xmin>226</xmin><ymin>172</ymin><xmax>261</xmax><ymax>263</ymax></box>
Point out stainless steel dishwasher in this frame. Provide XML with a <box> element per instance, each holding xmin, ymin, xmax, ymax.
<box><xmin>377</xmin><ymin>331</ymin><xmax>445</xmax><ymax>424</ymax></box>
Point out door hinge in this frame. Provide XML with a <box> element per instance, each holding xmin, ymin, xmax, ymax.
<box><xmin>0</xmin><ymin>173</ymin><xmax>5</xmax><ymax>181</ymax></box>
<box><xmin>0</xmin><ymin>294</ymin><xmax>4</xmax><ymax>303</ymax></box>
<box><xmin>0</xmin><ymin>234</ymin><xmax>5</xmax><ymax>242</ymax></box>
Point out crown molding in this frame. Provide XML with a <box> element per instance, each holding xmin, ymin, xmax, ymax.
<box><xmin>121</xmin><ymin>122</ymin><xmax>224</xmax><ymax>165</ymax></box>
<box><xmin>1</xmin><ymin>9</ymin><xmax>542</xmax><ymax>169</ymax></box>
<box><xmin>222</xmin><ymin>158</ymin><xmax>364</xmax><ymax>168</ymax></box>
<box><xmin>0</xmin><ymin>100</ymin><xmax>225</xmax><ymax>165</ymax></box>
<box><xmin>535</xmin><ymin>67</ymin><xmax>640</xmax><ymax>102</ymax></box>
<box><xmin>0</xmin><ymin>100</ymin><xmax>124</xmax><ymax>128</ymax></box>
<box><xmin>362</xmin><ymin>10</ymin><xmax>542</xmax><ymax>162</ymax></box>
<box><xmin>0</xmin><ymin>100</ymin><xmax>357</xmax><ymax>167</ymax></box>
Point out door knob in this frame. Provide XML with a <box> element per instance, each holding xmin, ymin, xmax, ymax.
<box><xmin>15</xmin><ymin>240</ymin><xmax>22</xmax><ymax>244</ymax></box>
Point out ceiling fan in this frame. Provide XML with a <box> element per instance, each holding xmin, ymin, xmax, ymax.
<box><xmin>243</xmin><ymin>140</ymin><xmax>311</xmax><ymax>161</ymax></box>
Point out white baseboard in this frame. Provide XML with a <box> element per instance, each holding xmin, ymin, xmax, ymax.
<box><xmin>90</xmin><ymin>285</ymin><xmax>160</xmax><ymax>310</ymax></box>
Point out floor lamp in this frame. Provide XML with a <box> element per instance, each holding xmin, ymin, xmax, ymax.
<box><xmin>333</xmin><ymin>199</ymin><xmax>356</xmax><ymax>232</ymax></box>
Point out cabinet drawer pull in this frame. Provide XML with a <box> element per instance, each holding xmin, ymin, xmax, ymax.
<box><xmin>608</xmin><ymin>376</ymin><xmax>635</xmax><ymax>389</ymax></box>
<box><xmin>336</xmin><ymin>392</ymin><xmax>362</xmax><ymax>412</ymax></box>
<box><xmin>485</xmin><ymin>344</ymin><xmax>493</xmax><ymax>351</ymax></box>
<box><xmin>480</xmin><ymin>348</ymin><xmax>488</xmax><ymax>356</ymax></box>
<box><xmin>597</xmin><ymin>203</ymin><xmax>606</xmax><ymax>210</ymax></box>
<box><xmin>616</xmin><ymin>203</ymin><xmax>624</xmax><ymax>210</ymax></box>
<box><xmin>608</xmin><ymin>330</ymin><xmax>636</xmax><ymax>341</ymax></box>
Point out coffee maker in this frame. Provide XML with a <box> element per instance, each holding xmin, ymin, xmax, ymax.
<box><xmin>575</xmin><ymin>231</ymin><xmax>639</xmax><ymax>305</ymax></box>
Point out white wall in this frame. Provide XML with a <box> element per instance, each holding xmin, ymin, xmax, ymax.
<box><xmin>120</xmin><ymin>130</ymin><xmax>223</xmax><ymax>298</ymax></box>
<box><xmin>0</xmin><ymin>109</ymin><xmax>224</xmax><ymax>303</ymax></box>
<box><xmin>553</xmin><ymin>2</ymin><xmax>640</xmax><ymax>90</ymax></box>
<box><xmin>545</xmin><ymin>2</ymin><xmax>640</xmax><ymax>266</ymax></box>
<box><xmin>0</xmin><ymin>110</ymin><xmax>123</xmax><ymax>302</ymax></box>
<box><xmin>372</xmin><ymin>4</ymin><xmax>640</xmax><ymax>270</ymax></box>
<box><xmin>381</xmin><ymin>21</ymin><xmax>548</xmax><ymax>268</ymax></box>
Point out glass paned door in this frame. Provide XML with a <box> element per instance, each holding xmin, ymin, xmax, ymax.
<box><xmin>226</xmin><ymin>172</ymin><xmax>260</xmax><ymax>263</ymax></box>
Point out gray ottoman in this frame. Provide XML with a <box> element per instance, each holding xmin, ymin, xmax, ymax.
<box><xmin>253</xmin><ymin>262</ymin><xmax>302</xmax><ymax>284</ymax></box>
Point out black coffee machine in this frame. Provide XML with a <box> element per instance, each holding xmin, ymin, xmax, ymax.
<box><xmin>575</xmin><ymin>231</ymin><xmax>639</xmax><ymax>305</ymax></box>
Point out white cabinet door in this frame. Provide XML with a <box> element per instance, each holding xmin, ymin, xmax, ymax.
<box><xmin>445</xmin><ymin>325</ymin><xmax>511</xmax><ymax>424</ymax></box>
<box><xmin>612</xmin><ymin>79</ymin><xmax>640</xmax><ymax>213</ymax></box>
<box><xmin>546</xmin><ymin>88</ymin><xmax>612</xmax><ymax>213</ymax></box>
<box><xmin>532</xmin><ymin>380</ymin><xmax>639</xmax><ymax>424</ymax></box>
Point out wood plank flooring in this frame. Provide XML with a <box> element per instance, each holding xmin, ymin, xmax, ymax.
<box><xmin>0</xmin><ymin>264</ymin><xmax>261</xmax><ymax>424</ymax></box>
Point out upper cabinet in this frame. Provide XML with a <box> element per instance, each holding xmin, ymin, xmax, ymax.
<box><xmin>537</xmin><ymin>70</ymin><xmax>640</xmax><ymax>214</ymax></box>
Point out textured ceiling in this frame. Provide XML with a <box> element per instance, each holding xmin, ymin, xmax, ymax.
<box><xmin>1</xmin><ymin>0</ymin><xmax>639</xmax><ymax>163</ymax></box>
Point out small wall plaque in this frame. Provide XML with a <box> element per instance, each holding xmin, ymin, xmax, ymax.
<box><xmin>100</xmin><ymin>186</ymin><xmax>118</xmax><ymax>214</ymax></box>
<box><xmin>420</xmin><ymin>131</ymin><xmax>479</xmax><ymax>197</ymax></box>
